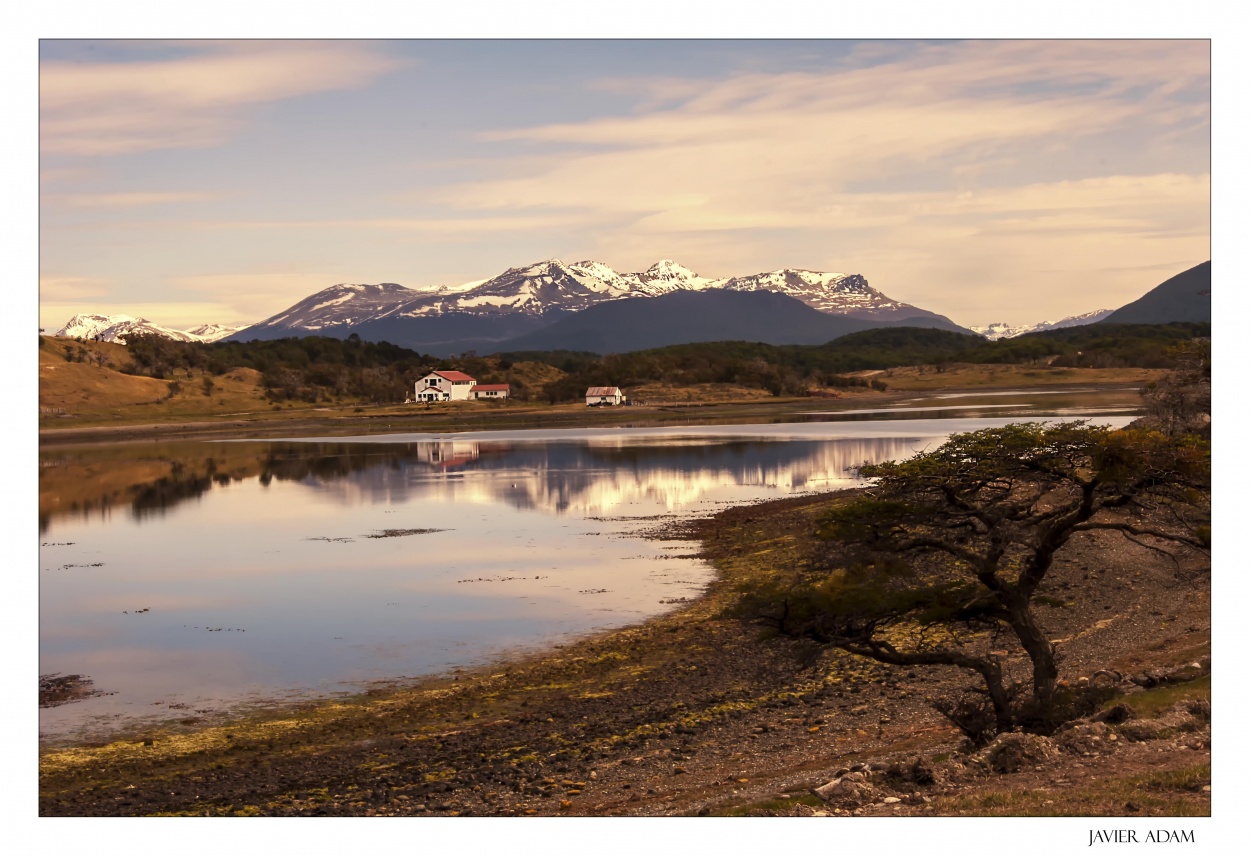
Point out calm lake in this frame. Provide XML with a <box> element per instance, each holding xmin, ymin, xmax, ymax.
<box><xmin>39</xmin><ymin>389</ymin><xmax>1138</xmax><ymax>743</ymax></box>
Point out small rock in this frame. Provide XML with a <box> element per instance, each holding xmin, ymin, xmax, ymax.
<box><xmin>882</xmin><ymin>796</ymin><xmax>901</xmax><ymax>804</ymax></box>
<box><xmin>812</xmin><ymin>772</ymin><xmax>874</xmax><ymax>803</ymax></box>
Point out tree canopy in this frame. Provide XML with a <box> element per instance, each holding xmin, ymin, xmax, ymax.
<box><xmin>739</xmin><ymin>421</ymin><xmax>1210</xmax><ymax>742</ymax></box>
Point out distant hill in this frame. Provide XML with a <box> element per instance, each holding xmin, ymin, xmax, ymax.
<box><xmin>492</xmin><ymin>290</ymin><xmax>882</xmax><ymax>354</ymax></box>
<box><xmin>817</xmin><ymin>326</ymin><xmax>987</xmax><ymax>365</ymax></box>
<box><xmin>1100</xmin><ymin>262</ymin><xmax>1211</xmax><ymax>325</ymax></box>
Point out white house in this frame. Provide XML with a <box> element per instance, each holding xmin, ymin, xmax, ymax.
<box><xmin>415</xmin><ymin>370</ymin><xmax>477</xmax><ymax>402</ymax></box>
<box><xmin>585</xmin><ymin>386</ymin><xmax>625</xmax><ymax>406</ymax></box>
<box><xmin>471</xmin><ymin>383</ymin><xmax>510</xmax><ymax>400</ymax></box>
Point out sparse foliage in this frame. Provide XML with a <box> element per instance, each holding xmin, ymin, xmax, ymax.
<box><xmin>1137</xmin><ymin>339</ymin><xmax>1210</xmax><ymax>437</ymax></box>
<box><xmin>739</xmin><ymin>422</ymin><xmax>1209</xmax><ymax>741</ymax></box>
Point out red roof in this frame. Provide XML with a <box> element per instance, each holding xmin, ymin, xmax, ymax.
<box><xmin>432</xmin><ymin>370</ymin><xmax>476</xmax><ymax>382</ymax></box>
<box><xmin>585</xmin><ymin>386</ymin><xmax>622</xmax><ymax>396</ymax></box>
<box><xmin>473</xmin><ymin>384</ymin><xmax>510</xmax><ymax>392</ymax></box>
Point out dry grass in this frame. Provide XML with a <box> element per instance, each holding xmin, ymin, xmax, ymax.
<box><xmin>870</xmin><ymin>363</ymin><xmax>1169</xmax><ymax>391</ymax></box>
<box><xmin>37</xmin><ymin>339</ymin><xmax>573</xmax><ymax>430</ymax></box>
<box><xmin>629</xmin><ymin>382</ymin><xmax>779</xmax><ymax>404</ymax></box>
<box><xmin>932</xmin><ymin>762</ymin><xmax>1211</xmax><ymax>817</ymax></box>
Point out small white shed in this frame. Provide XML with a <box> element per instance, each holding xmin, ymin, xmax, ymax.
<box><xmin>585</xmin><ymin>386</ymin><xmax>625</xmax><ymax>406</ymax></box>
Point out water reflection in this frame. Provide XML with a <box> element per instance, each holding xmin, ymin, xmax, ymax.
<box><xmin>39</xmin><ymin>415</ymin><xmax>1134</xmax><ymax>743</ymax></box>
<box><xmin>41</xmin><ymin>433</ymin><xmax>929</xmax><ymax>530</ymax></box>
<box><xmin>279</xmin><ymin>436</ymin><xmax>928</xmax><ymax>517</ymax></box>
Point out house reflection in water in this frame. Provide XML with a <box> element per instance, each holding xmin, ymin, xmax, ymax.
<box><xmin>411</xmin><ymin>441</ymin><xmax>482</xmax><ymax>469</ymax></box>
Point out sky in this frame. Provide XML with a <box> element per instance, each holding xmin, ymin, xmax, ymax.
<box><xmin>37</xmin><ymin>38</ymin><xmax>1211</xmax><ymax>332</ymax></box>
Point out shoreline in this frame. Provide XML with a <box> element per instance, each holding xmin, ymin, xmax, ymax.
<box><xmin>37</xmin><ymin>379</ymin><xmax>1154</xmax><ymax>446</ymax></box>
<box><xmin>40</xmin><ymin>484</ymin><xmax>1210</xmax><ymax>817</ymax></box>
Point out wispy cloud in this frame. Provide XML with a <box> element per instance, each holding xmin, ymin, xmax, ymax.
<box><xmin>451</xmin><ymin>41</ymin><xmax>1207</xmax><ymax>226</ymax></box>
<box><xmin>420</xmin><ymin>40</ymin><xmax>1208</xmax><ymax>317</ymax></box>
<box><xmin>49</xmin><ymin>191</ymin><xmax>223</xmax><ymax>208</ymax></box>
<box><xmin>40</xmin><ymin>41</ymin><xmax>408</xmax><ymax>156</ymax></box>
<box><xmin>39</xmin><ymin>275</ymin><xmax>113</xmax><ymax>302</ymax></box>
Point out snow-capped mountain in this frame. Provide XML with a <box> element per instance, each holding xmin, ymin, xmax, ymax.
<box><xmin>249</xmin><ymin>282</ymin><xmax>419</xmax><ymax>331</ymax></box>
<box><xmin>970</xmin><ymin>309</ymin><xmax>1114</xmax><ymax>340</ymax></box>
<box><xmin>183</xmin><ymin>323</ymin><xmax>250</xmax><ymax>342</ymax></box>
<box><xmin>240</xmin><ymin>258</ymin><xmax>958</xmax><ymax>342</ymax></box>
<box><xmin>60</xmin><ymin>258</ymin><xmax>967</xmax><ymax>353</ymax></box>
<box><xmin>720</xmin><ymin>271</ymin><xmax>934</xmax><ymax>319</ymax></box>
<box><xmin>54</xmin><ymin>314</ymin><xmax>246</xmax><ymax>344</ymax></box>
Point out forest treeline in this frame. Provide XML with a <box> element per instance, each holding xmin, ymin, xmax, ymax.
<box><xmin>118</xmin><ymin>334</ymin><xmax>528</xmax><ymax>404</ymax></box>
<box><xmin>107</xmin><ymin>322</ymin><xmax>1209</xmax><ymax>404</ymax></box>
<box><xmin>506</xmin><ymin>322</ymin><xmax>1210</xmax><ymax>401</ymax></box>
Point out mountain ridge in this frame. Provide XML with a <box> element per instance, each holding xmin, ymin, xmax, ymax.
<box><xmin>1099</xmin><ymin>261</ymin><xmax>1211</xmax><ymax>325</ymax></box>
<box><xmin>970</xmin><ymin>309</ymin><xmax>1115</xmax><ymax>340</ymax></box>
<box><xmin>492</xmin><ymin>289</ymin><xmax>884</xmax><ymax>354</ymax></box>
<box><xmin>54</xmin><ymin>314</ymin><xmax>246</xmax><ymax>344</ymax></box>
<box><xmin>229</xmin><ymin>258</ymin><xmax>968</xmax><ymax>352</ymax></box>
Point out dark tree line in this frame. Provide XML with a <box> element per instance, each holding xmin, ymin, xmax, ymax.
<box><xmin>119</xmin><ymin>334</ymin><xmax>527</xmax><ymax>404</ymax></box>
<box><xmin>111</xmin><ymin>321</ymin><xmax>1209</xmax><ymax>405</ymax></box>
<box><xmin>507</xmin><ymin>323</ymin><xmax>1209</xmax><ymax>403</ymax></box>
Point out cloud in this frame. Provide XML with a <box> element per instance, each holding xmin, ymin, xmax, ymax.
<box><xmin>40</xmin><ymin>41</ymin><xmax>408</xmax><ymax>156</ymax></box>
<box><xmin>49</xmin><ymin>191</ymin><xmax>223</xmax><ymax>208</ymax></box>
<box><xmin>39</xmin><ymin>275</ymin><xmax>112</xmax><ymax>301</ymax></box>
<box><xmin>417</xmin><ymin>40</ymin><xmax>1208</xmax><ymax>319</ymax></box>
<box><xmin>451</xmin><ymin>40</ymin><xmax>1207</xmax><ymax>225</ymax></box>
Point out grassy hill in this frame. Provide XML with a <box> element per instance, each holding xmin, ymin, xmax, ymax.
<box><xmin>38</xmin><ymin>335</ymin><xmax>569</xmax><ymax>430</ymax></box>
<box><xmin>40</xmin><ymin>337</ymin><xmax>276</xmax><ymax>425</ymax></box>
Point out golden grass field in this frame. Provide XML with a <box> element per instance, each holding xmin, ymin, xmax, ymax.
<box><xmin>854</xmin><ymin>362</ymin><xmax>1169</xmax><ymax>390</ymax></box>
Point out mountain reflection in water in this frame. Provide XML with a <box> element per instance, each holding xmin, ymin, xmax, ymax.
<box><xmin>41</xmin><ymin>434</ymin><xmax>929</xmax><ymax>529</ymax></box>
<box><xmin>271</xmin><ymin>436</ymin><xmax>927</xmax><ymax>517</ymax></box>
<box><xmin>39</xmin><ymin>417</ymin><xmax>1133</xmax><ymax>743</ymax></box>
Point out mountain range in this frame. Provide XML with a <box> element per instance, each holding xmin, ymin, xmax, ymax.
<box><xmin>969</xmin><ymin>309</ymin><xmax>1115</xmax><ymax>341</ymax></box>
<box><xmin>229</xmin><ymin>259</ymin><xmax>967</xmax><ymax>354</ymax></box>
<box><xmin>51</xmin><ymin>258</ymin><xmax>1211</xmax><ymax>355</ymax></box>
<box><xmin>54</xmin><ymin>314</ymin><xmax>246</xmax><ymax>344</ymax></box>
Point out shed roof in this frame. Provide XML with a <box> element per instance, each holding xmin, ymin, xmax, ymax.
<box><xmin>473</xmin><ymin>384</ymin><xmax>510</xmax><ymax>392</ymax></box>
<box><xmin>585</xmin><ymin>387</ymin><xmax>622</xmax><ymax>396</ymax></box>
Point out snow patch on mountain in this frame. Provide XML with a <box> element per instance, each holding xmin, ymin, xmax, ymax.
<box><xmin>183</xmin><ymin>323</ymin><xmax>250</xmax><ymax>342</ymax></box>
<box><xmin>247</xmin><ymin>282</ymin><xmax>419</xmax><ymax>330</ymax></box>
<box><xmin>54</xmin><ymin>314</ymin><xmax>247</xmax><ymax>344</ymax></box>
<box><xmin>378</xmin><ymin>259</ymin><xmax>926</xmax><ymax>322</ymax></box>
<box><xmin>970</xmin><ymin>309</ymin><xmax>1113</xmax><ymax>340</ymax></box>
